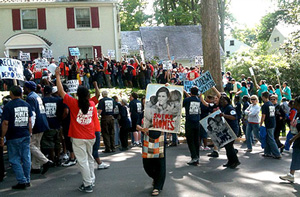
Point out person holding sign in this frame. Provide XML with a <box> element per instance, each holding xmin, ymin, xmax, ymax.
<box><xmin>183</xmin><ymin>86</ymin><xmax>202</xmax><ymax>165</ymax></box>
<box><xmin>282</xmin><ymin>82</ymin><xmax>292</xmax><ymax>101</ymax></box>
<box><xmin>55</xmin><ymin>67</ymin><xmax>97</xmax><ymax>193</ymax></box>
<box><xmin>229</xmin><ymin>79</ymin><xmax>241</xmax><ymax>101</ymax></box>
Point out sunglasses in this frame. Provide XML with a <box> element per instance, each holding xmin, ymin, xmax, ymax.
<box><xmin>270</xmin><ymin>99</ymin><xmax>276</xmax><ymax>101</ymax></box>
<box><xmin>251</xmin><ymin>99</ymin><xmax>256</xmax><ymax>101</ymax></box>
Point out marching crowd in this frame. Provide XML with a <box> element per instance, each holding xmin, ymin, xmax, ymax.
<box><xmin>0</xmin><ymin>55</ymin><xmax>299</xmax><ymax>196</ymax></box>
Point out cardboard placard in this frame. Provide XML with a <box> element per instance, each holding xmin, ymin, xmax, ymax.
<box><xmin>121</xmin><ymin>45</ymin><xmax>129</xmax><ymax>54</ymax></box>
<box><xmin>195</xmin><ymin>56</ymin><xmax>203</xmax><ymax>66</ymax></box>
<box><xmin>42</xmin><ymin>48</ymin><xmax>53</xmax><ymax>59</ymax></box>
<box><xmin>140</xmin><ymin>50</ymin><xmax>145</xmax><ymax>63</ymax></box>
<box><xmin>65</xmin><ymin>80</ymin><xmax>79</xmax><ymax>94</ymax></box>
<box><xmin>0</xmin><ymin>58</ymin><xmax>24</xmax><ymax>80</ymax></box>
<box><xmin>107</xmin><ymin>50</ymin><xmax>115</xmax><ymax>58</ymax></box>
<box><xmin>249</xmin><ymin>67</ymin><xmax>254</xmax><ymax>76</ymax></box>
<box><xmin>183</xmin><ymin>80</ymin><xmax>194</xmax><ymax>93</ymax></box>
<box><xmin>136</xmin><ymin>37</ymin><xmax>143</xmax><ymax>46</ymax></box>
<box><xmin>162</xmin><ymin>61</ymin><xmax>172</xmax><ymax>70</ymax></box>
<box><xmin>19</xmin><ymin>51</ymin><xmax>31</xmax><ymax>61</ymax></box>
<box><xmin>200</xmin><ymin>110</ymin><xmax>237</xmax><ymax>148</ymax></box>
<box><xmin>144</xmin><ymin>84</ymin><xmax>183</xmax><ymax>133</ymax></box>
<box><xmin>178</xmin><ymin>73</ymin><xmax>186</xmax><ymax>82</ymax></box>
<box><xmin>34</xmin><ymin>58</ymin><xmax>49</xmax><ymax>69</ymax></box>
<box><xmin>192</xmin><ymin>71</ymin><xmax>216</xmax><ymax>94</ymax></box>
<box><xmin>69</xmin><ymin>48</ymin><xmax>80</xmax><ymax>56</ymax></box>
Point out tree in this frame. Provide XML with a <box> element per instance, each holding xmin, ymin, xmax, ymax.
<box><xmin>231</xmin><ymin>27</ymin><xmax>258</xmax><ymax>47</ymax></box>
<box><xmin>201</xmin><ymin>0</ymin><xmax>223</xmax><ymax>91</ymax></box>
<box><xmin>153</xmin><ymin>0</ymin><xmax>201</xmax><ymax>26</ymax></box>
<box><xmin>119</xmin><ymin>0</ymin><xmax>151</xmax><ymax>31</ymax></box>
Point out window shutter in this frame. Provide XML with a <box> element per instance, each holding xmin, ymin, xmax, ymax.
<box><xmin>38</xmin><ymin>8</ymin><xmax>46</xmax><ymax>30</ymax></box>
<box><xmin>12</xmin><ymin>9</ymin><xmax>21</xmax><ymax>31</ymax></box>
<box><xmin>93</xmin><ymin>46</ymin><xmax>101</xmax><ymax>59</ymax></box>
<box><xmin>66</xmin><ymin>8</ymin><xmax>75</xmax><ymax>29</ymax></box>
<box><xmin>91</xmin><ymin>7</ymin><xmax>100</xmax><ymax>28</ymax></box>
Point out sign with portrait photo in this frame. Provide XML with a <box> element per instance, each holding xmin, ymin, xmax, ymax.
<box><xmin>144</xmin><ymin>84</ymin><xmax>183</xmax><ymax>133</ymax></box>
<box><xmin>200</xmin><ymin>110</ymin><xmax>237</xmax><ymax>148</ymax></box>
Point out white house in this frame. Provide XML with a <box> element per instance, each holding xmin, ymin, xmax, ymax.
<box><xmin>224</xmin><ymin>38</ymin><xmax>251</xmax><ymax>57</ymax></box>
<box><xmin>268</xmin><ymin>23</ymin><xmax>300</xmax><ymax>54</ymax></box>
<box><xmin>0</xmin><ymin>0</ymin><xmax>121</xmax><ymax>61</ymax></box>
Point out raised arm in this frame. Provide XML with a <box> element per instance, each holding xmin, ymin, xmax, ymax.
<box><xmin>93</xmin><ymin>81</ymin><xmax>100</xmax><ymax>100</ymax></box>
<box><xmin>212</xmin><ymin>86</ymin><xmax>221</xmax><ymax>98</ymax></box>
<box><xmin>55</xmin><ymin>67</ymin><xmax>66</xmax><ymax>99</ymax></box>
<box><xmin>199</xmin><ymin>93</ymin><xmax>209</xmax><ymax>107</ymax></box>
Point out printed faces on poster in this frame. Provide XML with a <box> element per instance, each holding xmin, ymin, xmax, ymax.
<box><xmin>144</xmin><ymin>84</ymin><xmax>183</xmax><ymax>133</ymax></box>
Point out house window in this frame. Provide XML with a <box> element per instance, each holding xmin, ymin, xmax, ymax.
<box><xmin>22</xmin><ymin>9</ymin><xmax>38</xmax><ymax>29</ymax></box>
<box><xmin>274</xmin><ymin>37</ymin><xmax>280</xmax><ymax>42</ymax></box>
<box><xmin>226</xmin><ymin>51</ymin><xmax>230</xmax><ymax>57</ymax></box>
<box><xmin>230</xmin><ymin>40</ymin><xmax>234</xmax><ymax>46</ymax></box>
<box><xmin>79</xmin><ymin>47</ymin><xmax>93</xmax><ymax>59</ymax></box>
<box><xmin>75</xmin><ymin>8</ymin><xmax>91</xmax><ymax>28</ymax></box>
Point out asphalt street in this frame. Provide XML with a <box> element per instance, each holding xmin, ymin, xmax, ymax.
<box><xmin>0</xmin><ymin>140</ymin><xmax>299</xmax><ymax>197</ymax></box>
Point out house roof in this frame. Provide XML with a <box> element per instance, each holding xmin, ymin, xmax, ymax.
<box><xmin>136</xmin><ymin>25</ymin><xmax>224</xmax><ymax>61</ymax></box>
<box><xmin>5</xmin><ymin>33</ymin><xmax>52</xmax><ymax>47</ymax></box>
<box><xmin>121</xmin><ymin>31</ymin><xmax>141</xmax><ymax>51</ymax></box>
<box><xmin>275</xmin><ymin>23</ymin><xmax>300</xmax><ymax>38</ymax></box>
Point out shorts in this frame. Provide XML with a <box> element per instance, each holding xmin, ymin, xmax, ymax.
<box><xmin>41</xmin><ymin>129</ymin><xmax>61</xmax><ymax>149</ymax></box>
<box><xmin>291</xmin><ymin>148</ymin><xmax>300</xmax><ymax>171</ymax></box>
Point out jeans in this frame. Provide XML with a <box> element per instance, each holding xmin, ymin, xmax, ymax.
<box><xmin>117</xmin><ymin>74</ymin><xmax>124</xmax><ymax>88</ymax></box>
<box><xmin>7</xmin><ymin>136</ymin><xmax>31</xmax><ymax>184</ymax></box>
<box><xmin>114</xmin><ymin>119</ymin><xmax>120</xmax><ymax>146</ymax></box>
<box><xmin>92</xmin><ymin>132</ymin><xmax>101</xmax><ymax>159</ymax></box>
<box><xmin>83</xmin><ymin>76</ymin><xmax>90</xmax><ymax>89</ymax></box>
<box><xmin>264</xmin><ymin>128</ymin><xmax>281</xmax><ymax>157</ymax></box>
<box><xmin>185</xmin><ymin>122</ymin><xmax>200</xmax><ymax>159</ymax></box>
<box><xmin>72</xmin><ymin>138</ymin><xmax>95</xmax><ymax>187</ymax></box>
<box><xmin>246</xmin><ymin>123</ymin><xmax>260</xmax><ymax>149</ymax></box>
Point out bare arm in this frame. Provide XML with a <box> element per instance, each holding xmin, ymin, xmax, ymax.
<box><xmin>55</xmin><ymin>67</ymin><xmax>66</xmax><ymax>99</ymax></box>
<box><xmin>212</xmin><ymin>86</ymin><xmax>221</xmax><ymax>98</ymax></box>
<box><xmin>183</xmin><ymin>90</ymin><xmax>191</xmax><ymax>98</ymax></box>
<box><xmin>199</xmin><ymin>94</ymin><xmax>209</xmax><ymax>107</ymax></box>
<box><xmin>93</xmin><ymin>81</ymin><xmax>100</xmax><ymax>100</ymax></box>
<box><xmin>260</xmin><ymin>114</ymin><xmax>265</xmax><ymax>127</ymax></box>
<box><xmin>0</xmin><ymin>120</ymin><xmax>8</xmax><ymax>147</ymax></box>
<box><xmin>136</xmin><ymin>125</ymin><xmax>149</xmax><ymax>134</ymax></box>
<box><xmin>28</xmin><ymin>117</ymin><xmax>32</xmax><ymax>135</ymax></box>
<box><xmin>133</xmin><ymin>56</ymin><xmax>139</xmax><ymax>65</ymax></box>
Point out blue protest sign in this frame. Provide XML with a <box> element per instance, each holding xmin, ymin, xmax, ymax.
<box><xmin>192</xmin><ymin>71</ymin><xmax>216</xmax><ymax>94</ymax></box>
<box><xmin>69</xmin><ymin>47</ymin><xmax>80</xmax><ymax>56</ymax></box>
<box><xmin>184</xmin><ymin>80</ymin><xmax>194</xmax><ymax>93</ymax></box>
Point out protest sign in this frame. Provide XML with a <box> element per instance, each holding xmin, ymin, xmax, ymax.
<box><xmin>48</xmin><ymin>63</ymin><xmax>57</xmax><ymax>75</ymax></box>
<box><xmin>19</xmin><ymin>51</ymin><xmax>31</xmax><ymax>61</ymax></box>
<box><xmin>107</xmin><ymin>50</ymin><xmax>115</xmax><ymax>58</ymax></box>
<box><xmin>144</xmin><ymin>84</ymin><xmax>183</xmax><ymax>133</ymax></box>
<box><xmin>34</xmin><ymin>58</ymin><xmax>49</xmax><ymax>69</ymax></box>
<box><xmin>249</xmin><ymin>67</ymin><xmax>254</xmax><ymax>76</ymax></box>
<box><xmin>121</xmin><ymin>45</ymin><xmax>129</xmax><ymax>54</ymax></box>
<box><xmin>137</xmin><ymin>37</ymin><xmax>143</xmax><ymax>46</ymax></box>
<box><xmin>42</xmin><ymin>48</ymin><xmax>53</xmax><ymax>59</ymax></box>
<box><xmin>94</xmin><ymin>48</ymin><xmax>98</xmax><ymax>59</ymax></box>
<box><xmin>65</xmin><ymin>80</ymin><xmax>79</xmax><ymax>94</ymax></box>
<box><xmin>183</xmin><ymin>80</ymin><xmax>194</xmax><ymax>93</ymax></box>
<box><xmin>0</xmin><ymin>58</ymin><xmax>24</xmax><ymax>80</ymax></box>
<box><xmin>200</xmin><ymin>110</ymin><xmax>237</xmax><ymax>148</ymax></box>
<box><xmin>275</xmin><ymin>68</ymin><xmax>281</xmax><ymax>76</ymax></box>
<box><xmin>195</xmin><ymin>56</ymin><xmax>203</xmax><ymax>66</ymax></box>
<box><xmin>3</xmin><ymin>51</ymin><xmax>9</xmax><ymax>58</ymax></box>
<box><xmin>162</xmin><ymin>61</ymin><xmax>172</xmax><ymax>70</ymax></box>
<box><xmin>178</xmin><ymin>73</ymin><xmax>186</xmax><ymax>82</ymax></box>
<box><xmin>193</xmin><ymin>71</ymin><xmax>216</xmax><ymax>94</ymax></box>
<box><xmin>69</xmin><ymin>47</ymin><xmax>80</xmax><ymax>56</ymax></box>
<box><xmin>140</xmin><ymin>50</ymin><xmax>145</xmax><ymax>63</ymax></box>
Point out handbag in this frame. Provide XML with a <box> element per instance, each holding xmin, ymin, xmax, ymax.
<box><xmin>142</xmin><ymin>133</ymin><xmax>164</xmax><ymax>158</ymax></box>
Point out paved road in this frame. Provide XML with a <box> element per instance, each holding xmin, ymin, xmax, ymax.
<box><xmin>0</xmin><ymin>140</ymin><xmax>299</xmax><ymax>197</ymax></box>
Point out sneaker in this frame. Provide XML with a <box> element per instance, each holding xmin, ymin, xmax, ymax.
<box><xmin>279</xmin><ymin>173</ymin><xmax>294</xmax><ymax>183</ymax></box>
<box><xmin>78</xmin><ymin>184</ymin><xmax>93</xmax><ymax>193</ymax></box>
<box><xmin>245</xmin><ymin>149</ymin><xmax>252</xmax><ymax>152</ymax></box>
<box><xmin>42</xmin><ymin>160</ymin><xmax>54</xmax><ymax>174</ymax></box>
<box><xmin>61</xmin><ymin>159</ymin><xmax>77</xmax><ymax>167</ymax></box>
<box><xmin>208</xmin><ymin>151</ymin><xmax>219</xmax><ymax>157</ymax></box>
<box><xmin>204</xmin><ymin>146</ymin><xmax>211</xmax><ymax>151</ymax></box>
<box><xmin>187</xmin><ymin>159</ymin><xmax>199</xmax><ymax>166</ymax></box>
<box><xmin>98</xmin><ymin>162</ymin><xmax>110</xmax><ymax>170</ymax></box>
<box><xmin>273</xmin><ymin>155</ymin><xmax>282</xmax><ymax>159</ymax></box>
<box><xmin>61</xmin><ymin>153</ymin><xmax>69</xmax><ymax>161</ymax></box>
<box><xmin>12</xmin><ymin>183</ymin><xmax>26</xmax><ymax>189</ymax></box>
<box><xmin>200</xmin><ymin>146</ymin><xmax>204</xmax><ymax>151</ymax></box>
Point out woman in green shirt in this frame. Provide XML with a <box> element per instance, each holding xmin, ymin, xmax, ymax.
<box><xmin>275</xmin><ymin>84</ymin><xmax>282</xmax><ymax>104</ymax></box>
<box><xmin>257</xmin><ymin>80</ymin><xmax>268</xmax><ymax>103</ymax></box>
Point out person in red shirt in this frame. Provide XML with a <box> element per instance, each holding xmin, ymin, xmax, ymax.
<box><xmin>130</xmin><ymin>59</ymin><xmax>138</xmax><ymax>88</ymax></box>
<box><xmin>186</xmin><ymin>67</ymin><xmax>200</xmax><ymax>81</ymax></box>
<box><xmin>55</xmin><ymin>67</ymin><xmax>97</xmax><ymax>193</ymax></box>
<box><xmin>103</xmin><ymin>58</ymin><xmax>112</xmax><ymax>88</ymax></box>
<box><xmin>31</xmin><ymin>63</ymin><xmax>42</xmax><ymax>84</ymax></box>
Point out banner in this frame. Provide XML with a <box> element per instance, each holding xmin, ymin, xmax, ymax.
<box><xmin>195</xmin><ymin>56</ymin><xmax>203</xmax><ymax>66</ymax></box>
<box><xmin>69</xmin><ymin>47</ymin><xmax>80</xmax><ymax>56</ymax></box>
<box><xmin>34</xmin><ymin>58</ymin><xmax>49</xmax><ymax>69</ymax></box>
<box><xmin>65</xmin><ymin>80</ymin><xmax>79</xmax><ymax>94</ymax></box>
<box><xmin>200</xmin><ymin>110</ymin><xmax>237</xmax><ymax>148</ymax></box>
<box><xmin>107</xmin><ymin>50</ymin><xmax>115</xmax><ymax>58</ymax></box>
<box><xmin>0</xmin><ymin>58</ymin><xmax>24</xmax><ymax>80</ymax></box>
<box><xmin>192</xmin><ymin>71</ymin><xmax>216</xmax><ymax>94</ymax></box>
<box><xmin>19</xmin><ymin>51</ymin><xmax>31</xmax><ymax>61</ymax></box>
<box><xmin>184</xmin><ymin>80</ymin><xmax>193</xmax><ymax>93</ymax></box>
<box><xmin>144</xmin><ymin>84</ymin><xmax>183</xmax><ymax>133</ymax></box>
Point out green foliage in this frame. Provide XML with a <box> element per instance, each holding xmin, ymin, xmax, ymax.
<box><xmin>231</xmin><ymin>27</ymin><xmax>258</xmax><ymax>47</ymax></box>
<box><xmin>119</xmin><ymin>0</ymin><xmax>151</xmax><ymax>31</ymax></box>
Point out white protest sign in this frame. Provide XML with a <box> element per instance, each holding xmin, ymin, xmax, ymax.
<box><xmin>94</xmin><ymin>48</ymin><xmax>98</xmax><ymax>58</ymax></box>
<box><xmin>140</xmin><ymin>50</ymin><xmax>145</xmax><ymax>63</ymax></box>
<box><xmin>65</xmin><ymin>80</ymin><xmax>79</xmax><ymax>94</ymax></box>
<box><xmin>275</xmin><ymin>68</ymin><xmax>281</xmax><ymax>76</ymax></box>
<box><xmin>19</xmin><ymin>51</ymin><xmax>31</xmax><ymax>61</ymax></box>
<box><xmin>195</xmin><ymin>56</ymin><xmax>203</xmax><ymax>66</ymax></box>
<box><xmin>107</xmin><ymin>50</ymin><xmax>115</xmax><ymax>58</ymax></box>
<box><xmin>34</xmin><ymin>58</ymin><xmax>49</xmax><ymax>69</ymax></box>
<box><xmin>48</xmin><ymin>63</ymin><xmax>57</xmax><ymax>75</ymax></box>
<box><xmin>165</xmin><ymin>37</ymin><xmax>169</xmax><ymax>45</ymax></box>
<box><xmin>0</xmin><ymin>58</ymin><xmax>24</xmax><ymax>80</ymax></box>
<box><xmin>69</xmin><ymin>48</ymin><xmax>80</xmax><ymax>56</ymax></box>
<box><xmin>3</xmin><ymin>51</ymin><xmax>9</xmax><ymax>58</ymax></box>
<box><xmin>162</xmin><ymin>61</ymin><xmax>173</xmax><ymax>70</ymax></box>
<box><xmin>200</xmin><ymin>110</ymin><xmax>237</xmax><ymax>148</ymax></box>
<box><xmin>249</xmin><ymin>67</ymin><xmax>254</xmax><ymax>76</ymax></box>
<box><xmin>192</xmin><ymin>71</ymin><xmax>216</xmax><ymax>94</ymax></box>
<box><xmin>136</xmin><ymin>37</ymin><xmax>143</xmax><ymax>46</ymax></box>
<box><xmin>121</xmin><ymin>45</ymin><xmax>129</xmax><ymax>54</ymax></box>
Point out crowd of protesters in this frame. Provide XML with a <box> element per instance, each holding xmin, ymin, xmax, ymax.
<box><xmin>0</xmin><ymin>55</ymin><xmax>299</xmax><ymax>195</ymax></box>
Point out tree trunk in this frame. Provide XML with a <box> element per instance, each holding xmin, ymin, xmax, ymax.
<box><xmin>201</xmin><ymin>0</ymin><xmax>223</xmax><ymax>92</ymax></box>
<box><xmin>218</xmin><ymin>0</ymin><xmax>225</xmax><ymax>51</ymax></box>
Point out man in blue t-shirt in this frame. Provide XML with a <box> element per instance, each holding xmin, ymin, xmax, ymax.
<box><xmin>260</xmin><ymin>91</ymin><xmax>281</xmax><ymax>159</ymax></box>
<box><xmin>98</xmin><ymin>91</ymin><xmax>116</xmax><ymax>153</ymax></box>
<box><xmin>0</xmin><ymin>86</ymin><xmax>32</xmax><ymax>189</ymax></box>
<box><xmin>24</xmin><ymin>81</ymin><xmax>53</xmax><ymax>174</ymax></box>
<box><xmin>42</xmin><ymin>86</ymin><xmax>63</xmax><ymax>165</ymax></box>
<box><xmin>183</xmin><ymin>87</ymin><xmax>201</xmax><ymax>165</ymax></box>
